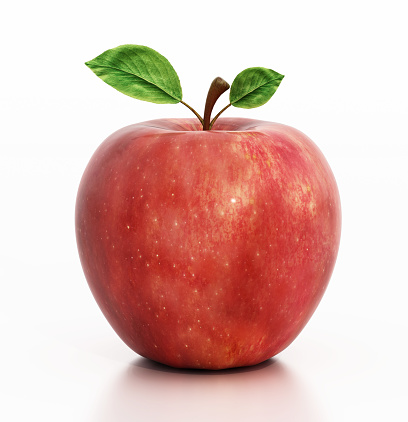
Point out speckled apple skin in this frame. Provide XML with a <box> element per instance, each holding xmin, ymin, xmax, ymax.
<box><xmin>75</xmin><ymin>118</ymin><xmax>341</xmax><ymax>370</ymax></box>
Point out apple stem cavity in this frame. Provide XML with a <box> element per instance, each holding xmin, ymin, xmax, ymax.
<box><xmin>203</xmin><ymin>77</ymin><xmax>230</xmax><ymax>130</ymax></box>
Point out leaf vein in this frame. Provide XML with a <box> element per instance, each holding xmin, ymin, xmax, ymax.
<box><xmin>233</xmin><ymin>76</ymin><xmax>281</xmax><ymax>103</ymax></box>
<box><xmin>91</xmin><ymin>62</ymin><xmax>180</xmax><ymax>101</ymax></box>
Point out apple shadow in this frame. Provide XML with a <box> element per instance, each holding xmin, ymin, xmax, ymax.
<box><xmin>92</xmin><ymin>356</ymin><xmax>325</xmax><ymax>422</ymax></box>
<box><xmin>132</xmin><ymin>355</ymin><xmax>276</xmax><ymax>375</ymax></box>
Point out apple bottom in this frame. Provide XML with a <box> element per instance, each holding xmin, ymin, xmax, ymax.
<box><xmin>92</xmin><ymin>241</ymin><xmax>333</xmax><ymax>370</ymax></box>
<box><xmin>76</xmin><ymin>118</ymin><xmax>341</xmax><ymax>370</ymax></box>
<box><xmin>103</xmin><ymin>288</ymin><xmax>325</xmax><ymax>370</ymax></box>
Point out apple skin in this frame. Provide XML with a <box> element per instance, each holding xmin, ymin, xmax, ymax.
<box><xmin>75</xmin><ymin>117</ymin><xmax>341</xmax><ymax>370</ymax></box>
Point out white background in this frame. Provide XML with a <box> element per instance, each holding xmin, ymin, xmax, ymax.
<box><xmin>1</xmin><ymin>0</ymin><xmax>407</xmax><ymax>420</ymax></box>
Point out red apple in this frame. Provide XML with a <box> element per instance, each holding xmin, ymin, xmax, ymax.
<box><xmin>75</xmin><ymin>117</ymin><xmax>341</xmax><ymax>370</ymax></box>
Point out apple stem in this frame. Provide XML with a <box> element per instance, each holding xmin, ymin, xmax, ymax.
<box><xmin>180</xmin><ymin>100</ymin><xmax>204</xmax><ymax>125</ymax></box>
<box><xmin>203</xmin><ymin>77</ymin><xmax>230</xmax><ymax>130</ymax></box>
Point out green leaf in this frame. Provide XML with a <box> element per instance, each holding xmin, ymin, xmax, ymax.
<box><xmin>229</xmin><ymin>67</ymin><xmax>284</xmax><ymax>109</ymax></box>
<box><xmin>85</xmin><ymin>44</ymin><xmax>182</xmax><ymax>104</ymax></box>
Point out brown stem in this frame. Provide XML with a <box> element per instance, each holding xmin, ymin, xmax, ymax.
<box><xmin>209</xmin><ymin>103</ymin><xmax>232</xmax><ymax>129</ymax></box>
<box><xmin>203</xmin><ymin>77</ymin><xmax>230</xmax><ymax>130</ymax></box>
<box><xmin>180</xmin><ymin>100</ymin><xmax>203</xmax><ymax>125</ymax></box>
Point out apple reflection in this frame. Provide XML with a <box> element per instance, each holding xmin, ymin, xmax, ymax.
<box><xmin>93</xmin><ymin>358</ymin><xmax>324</xmax><ymax>421</ymax></box>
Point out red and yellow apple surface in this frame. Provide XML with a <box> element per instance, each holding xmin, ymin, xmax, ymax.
<box><xmin>75</xmin><ymin>117</ymin><xmax>341</xmax><ymax>369</ymax></box>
